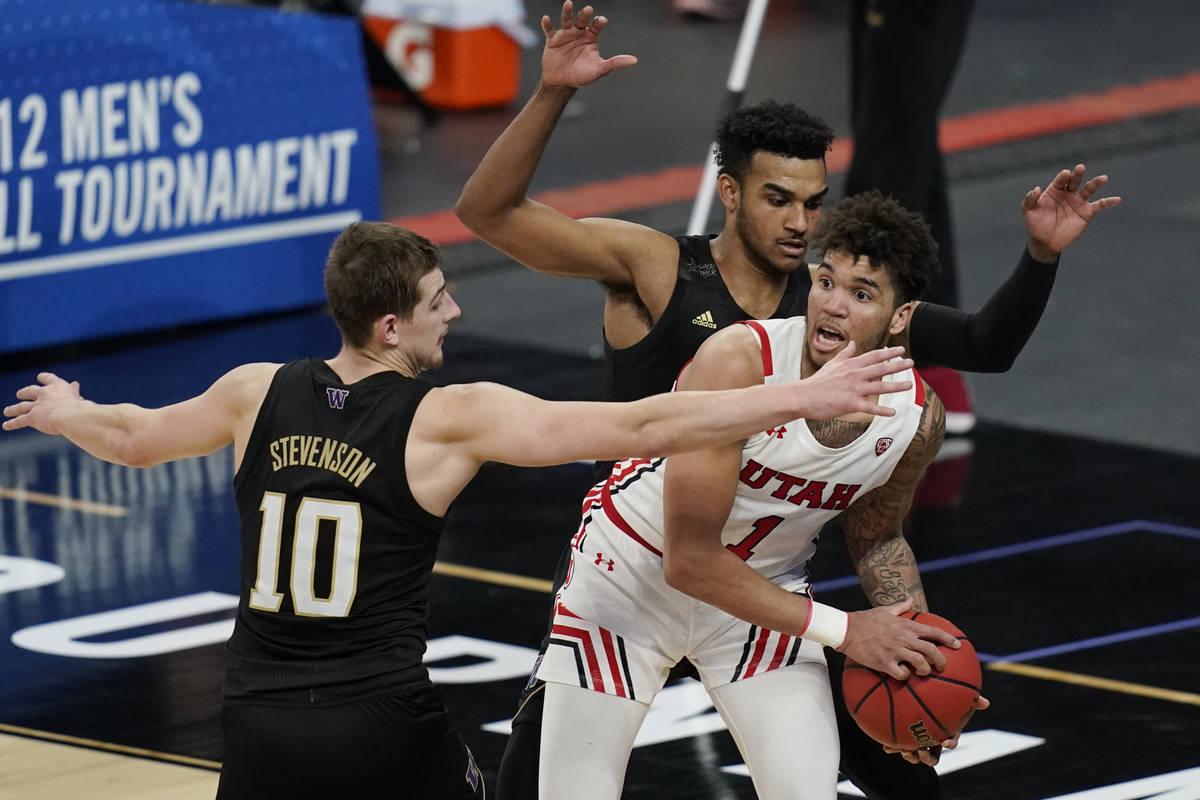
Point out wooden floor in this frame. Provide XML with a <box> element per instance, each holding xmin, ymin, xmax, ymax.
<box><xmin>0</xmin><ymin>732</ymin><xmax>217</xmax><ymax>800</ymax></box>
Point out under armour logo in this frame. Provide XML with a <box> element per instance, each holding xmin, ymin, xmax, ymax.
<box><xmin>766</xmin><ymin>426</ymin><xmax>788</xmax><ymax>439</ymax></box>
<box><xmin>875</xmin><ymin>437</ymin><xmax>893</xmax><ymax>456</ymax></box>
<box><xmin>326</xmin><ymin>388</ymin><xmax>349</xmax><ymax>409</ymax></box>
<box><xmin>595</xmin><ymin>553</ymin><xmax>615</xmax><ymax>571</ymax></box>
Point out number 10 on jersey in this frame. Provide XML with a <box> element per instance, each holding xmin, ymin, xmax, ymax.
<box><xmin>249</xmin><ymin>492</ymin><xmax>363</xmax><ymax>618</ymax></box>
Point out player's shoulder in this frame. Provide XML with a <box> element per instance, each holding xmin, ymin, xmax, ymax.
<box><xmin>583</xmin><ymin>218</ymin><xmax>679</xmax><ymax>279</ymax></box>
<box><xmin>681</xmin><ymin>325</ymin><xmax>765</xmax><ymax>390</ymax></box>
<box><xmin>906</xmin><ymin>374</ymin><xmax>946</xmax><ymax>462</ymax></box>
<box><xmin>214</xmin><ymin>362</ymin><xmax>283</xmax><ymax>399</ymax></box>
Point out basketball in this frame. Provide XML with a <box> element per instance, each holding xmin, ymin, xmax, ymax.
<box><xmin>841</xmin><ymin>611</ymin><xmax>982</xmax><ymax>750</ymax></box>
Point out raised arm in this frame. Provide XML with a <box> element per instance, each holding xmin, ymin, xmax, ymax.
<box><xmin>898</xmin><ymin>164</ymin><xmax>1120</xmax><ymax>371</ymax></box>
<box><xmin>454</xmin><ymin>1</ymin><xmax>675</xmax><ymax>286</ymax></box>
<box><xmin>2</xmin><ymin>365</ymin><xmax>277</xmax><ymax>468</ymax></box>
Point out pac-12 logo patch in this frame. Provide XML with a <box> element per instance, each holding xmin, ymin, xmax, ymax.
<box><xmin>875</xmin><ymin>437</ymin><xmax>893</xmax><ymax>456</ymax></box>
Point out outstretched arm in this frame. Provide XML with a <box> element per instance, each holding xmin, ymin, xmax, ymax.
<box><xmin>430</xmin><ymin>337</ymin><xmax>911</xmax><ymax>469</ymax></box>
<box><xmin>455</xmin><ymin>1</ymin><xmax>673</xmax><ymax>286</ymax></box>
<box><xmin>2</xmin><ymin>365</ymin><xmax>277</xmax><ymax>467</ymax></box>
<box><xmin>900</xmin><ymin>164</ymin><xmax>1121</xmax><ymax>371</ymax></box>
<box><xmin>406</xmin><ymin>334</ymin><xmax>914</xmax><ymax>516</ymax></box>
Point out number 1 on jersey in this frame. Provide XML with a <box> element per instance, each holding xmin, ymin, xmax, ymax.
<box><xmin>725</xmin><ymin>515</ymin><xmax>784</xmax><ymax>561</ymax></box>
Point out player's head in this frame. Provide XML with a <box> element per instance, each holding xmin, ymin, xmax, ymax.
<box><xmin>803</xmin><ymin>191</ymin><xmax>941</xmax><ymax>372</ymax></box>
<box><xmin>714</xmin><ymin>101</ymin><xmax>834</xmax><ymax>274</ymax></box>
<box><xmin>324</xmin><ymin>222</ymin><xmax>460</xmax><ymax>370</ymax></box>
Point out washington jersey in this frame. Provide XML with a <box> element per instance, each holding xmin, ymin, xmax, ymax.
<box><xmin>225</xmin><ymin>359</ymin><xmax>441</xmax><ymax>698</ymax></box>
<box><xmin>583</xmin><ymin>317</ymin><xmax>925</xmax><ymax>585</ymax></box>
<box><xmin>602</xmin><ymin>234</ymin><xmax>811</xmax><ymax>404</ymax></box>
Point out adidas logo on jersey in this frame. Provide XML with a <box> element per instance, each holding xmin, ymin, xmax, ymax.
<box><xmin>692</xmin><ymin>310</ymin><xmax>717</xmax><ymax>329</ymax></box>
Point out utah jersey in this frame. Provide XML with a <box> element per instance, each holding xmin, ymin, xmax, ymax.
<box><xmin>225</xmin><ymin>358</ymin><xmax>440</xmax><ymax>698</ymax></box>
<box><xmin>585</xmin><ymin>318</ymin><xmax>924</xmax><ymax>585</ymax></box>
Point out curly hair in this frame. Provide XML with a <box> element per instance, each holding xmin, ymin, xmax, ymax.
<box><xmin>714</xmin><ymin>101</ymin><xmax>834</xmax><ymax>183</ymax></box>
<box><xmin>811</xmin><ymin>191</ymin><xmax>941</xmax><ymax>305</ymax></box>
<box><xmin>323</xmin><ymin>222</ymin><xmax>442</xmax><ymax>347</ymax></box>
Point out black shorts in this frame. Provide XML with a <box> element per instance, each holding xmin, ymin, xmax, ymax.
<box><xmin>217</xmin><ymin>682</ymin><xmax>484</xmax><ymax>799</ymax></box>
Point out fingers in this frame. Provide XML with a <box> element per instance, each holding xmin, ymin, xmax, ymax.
<box><xmin>847</xmin><ymin>344</ymin><xmax>903</xmax><ymax>366</ymax></box>
<box><xmin>917</xmin><ymin>621</ymin><xmax>961</xmax><ymax>650</ymax></box>
<box><xmin>909</xmin><ymin>638</ymin><xmax>949</xmax><ymax>672</ymax></box>
<box><xmin>882</xmin><ymin>596</ymin><xmax>914</xmax><ymax>616</ymax></box>
<box><xmin>866</xmin><ymin>359</ymin><xmax>913</xmax><ymax>380</ymax></box>
<box><xmin>1020</xmin><ymin>185</ymin><xmax>1041</xmax><ymax>213</ymax></box>
<box><xmin>1078</xmin><ymin>173</ymin><xmax>1107</xmax><ymax>200</ymax></box>
<box><xmin>600</xmin><ymin>54</ymin><xmax>639</xmax><ymax>74</ymax></box>
<box><xmin>870</xmin><ymin>378</ymin><xmax>912</xmax><ymax>395</ymax></box>
<box><xmin>541</xmin><ymin>14</ymin><xmax>554</xmax><ymax>37</ymax></box>
<box><xmin>574</xmin><ymin>5</ymin><xmax>595</xmax><ymax>29</ymax></box>
<box><xmin>915</xmin><ymin>746</ymin><xmax>942</xmax><ymax>766</ymax></box>
<box><xmin>560</xmin><ymin>0</ymin><xmax>574</xmax><ymax>29</ymax></box>
<box><xmin>2</xmin><ymin>403</ymin><xmax>32</xmax><ymax>430</ymax></box>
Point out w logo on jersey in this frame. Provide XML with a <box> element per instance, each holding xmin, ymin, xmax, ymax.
<box><xmin>326</xmin><ymin>388</ymin><xmax>349</xmax><ymax>409</ymax></box>
<box><xmin>875</xmin><ymin>437</ymin><xmax>893</xmax><ymax>456</ymax></box>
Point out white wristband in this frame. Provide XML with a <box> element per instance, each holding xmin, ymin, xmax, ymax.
<box><xmin>800</xmin><ymin>599</ymin><xmax>849</xmax><ymax>649</ymax></box>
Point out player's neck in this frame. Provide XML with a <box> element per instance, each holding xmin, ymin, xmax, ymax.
<box><xmin>709</xmin><ymin>232</ymin><xmax>790</xmax><ymax>317</ymax></box>
<box><xmin>326</xmin><ymin>345</ymin><xmax>419</xmax><ymax>383</ymax></box>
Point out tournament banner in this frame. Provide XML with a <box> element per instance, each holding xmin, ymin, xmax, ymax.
<box><xmin>0</xmin><ymin>0</ymin><xmax>381</xmax><ymax>354</ymax></box>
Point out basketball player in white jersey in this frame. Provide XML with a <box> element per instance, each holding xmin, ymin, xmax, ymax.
<box><xmin>536</xmin><ymin>192</ymin><xmax>986</xmax><ymax>799</ymax></box>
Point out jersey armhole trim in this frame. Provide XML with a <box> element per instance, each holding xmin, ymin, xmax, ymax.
<box><xmin>736</xmin><ymin>320</ymin><xmax>774</xmax><ymax>377</ymax></box>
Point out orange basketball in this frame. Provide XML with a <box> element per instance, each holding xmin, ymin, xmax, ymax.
<box><xmin>841</xmin><ymin>610</ymin><xmax>982</xmax><ymax>750</ymax></box>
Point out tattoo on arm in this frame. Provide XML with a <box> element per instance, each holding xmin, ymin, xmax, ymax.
<box><xmin>841</xmin><ymin>385</ymin><xmax>945</xmax><ymax>611</ymax></box>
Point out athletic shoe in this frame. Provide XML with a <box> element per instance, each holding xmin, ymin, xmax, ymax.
<box><xmin>919</xmin><ymin>365</ymin><xmax>975</xmax><ymax>434</ymax></box>
<box><xmin>673</xmin><ymin>0</ymin><xmax>748</xmax><ymax>21</ymax></box>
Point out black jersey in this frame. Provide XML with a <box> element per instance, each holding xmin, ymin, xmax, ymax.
<box><xmin>225</xmin><ymin>359</ymin><xmax>440</xmax><ymax>699</ymax></box>
<box><xmin>592</xmin><ymin>235</ymin><xmax>811</xmax><ymax>480</ymax></box>
<box><xmin>602</xmin><ymin>235</ymin><xmax>811</xmax><ymax>402</ymax></box>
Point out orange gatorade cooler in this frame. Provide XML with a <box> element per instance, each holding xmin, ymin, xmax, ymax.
<box><xmin>361</xmin><ymin>0</ymin><xmax>535</xmax><ymax>109</ymax></box>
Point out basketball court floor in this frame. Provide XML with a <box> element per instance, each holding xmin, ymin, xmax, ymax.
<box><xmin>2</xmin><ymin>1</ymin><xmax>1199</xmax><ymax>798</ymax></box>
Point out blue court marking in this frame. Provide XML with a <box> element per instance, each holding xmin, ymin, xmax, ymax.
<box><xmin>811</xmin><ymin>519</ymin><xmax>1200</xmax><ymax>662</ymax></box>
<box><xmin>811</xmin><ymin>519</ymin><xmax>1200</xmax><ymax>594</ymax></box>
<box><xmin>977</xmin><ymin>615</ymin><xmax>1200</xmax><ymax>663</ymax></box>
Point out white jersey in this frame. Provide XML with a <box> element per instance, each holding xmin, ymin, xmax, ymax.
<box><xmin>579</xmin><ymin>317</ymin><xmax>926</xmax><ymax>586</ymax></box>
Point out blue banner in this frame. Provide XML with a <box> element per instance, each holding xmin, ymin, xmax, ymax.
<box><xmin>0</xmin><ymin>0</ymin><xmax>380</xmax><ymax>354</ymax></box>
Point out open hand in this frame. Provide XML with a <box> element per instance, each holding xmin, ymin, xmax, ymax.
<box><xmin>801</xmin><ymin>343</ymin><xmax>914</xmax><ymax>420</ymax></box>
<box><xmin>1023</xmin><ymin>164</ymin><xmax>1121</xmax><ymax>261</ymax></box>
<box><xmin>2</xmin><ymin>372</ymin><xmax>83</xmax><ymax>434</ymax></box>
<box><xmin>541</xmin><ymin>1</ymin><xmax>637</xmax><ymax>88</ymax></box>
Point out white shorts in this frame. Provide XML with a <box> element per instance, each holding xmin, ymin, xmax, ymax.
<box><xmin>535</xmin><ymin>513</ymin><xmax>826</xmax><ymax>704</ymax></box>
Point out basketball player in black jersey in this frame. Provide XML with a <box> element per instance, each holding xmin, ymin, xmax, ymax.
<box><xmin>3</xmin><ymin>222</ymin><xmax>930</xmax><ymax>799</ymax></box>
<box><xmin>455</xmin><ymin>4</ymin><xmax>1120</xmax><ymax>798</ymax></box>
